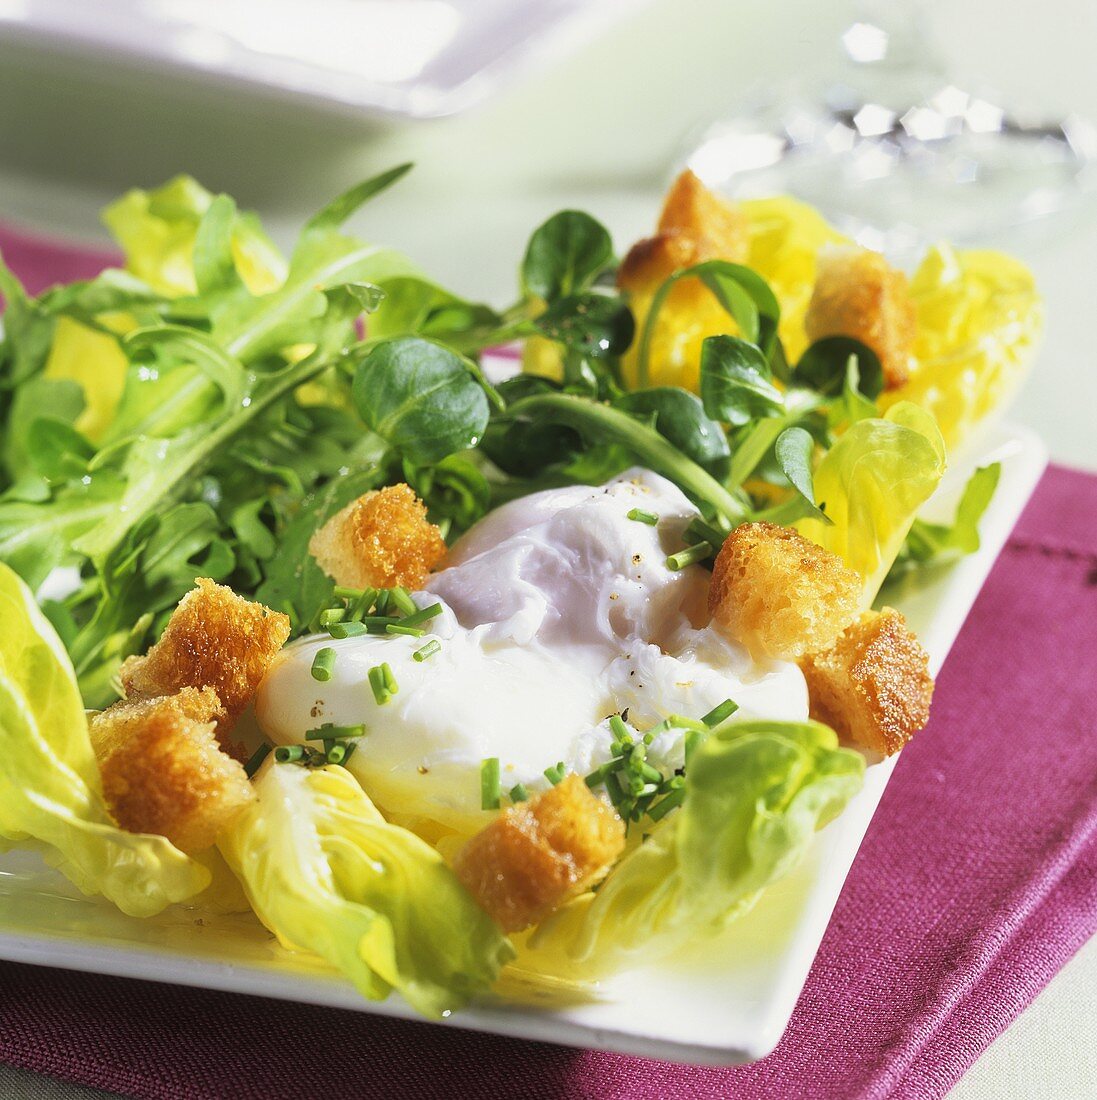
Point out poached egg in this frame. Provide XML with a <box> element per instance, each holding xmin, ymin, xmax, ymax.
<box><xmin>255</xmin><ymin>469</ymin><xmax>808</xmax><ymax>834</ymax></box>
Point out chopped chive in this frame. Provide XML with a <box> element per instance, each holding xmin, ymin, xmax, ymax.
<box><xmin>348</xmin><ymin>587</ymin><xmax>377</xmax><ymax>621</ymax></box>
<box><xmin>637</xmin><ymin>761</ymin><xmax>663</xmax><ymax>784</ymax></box>
<box><xmin>685</xmin><ymin>516</ymin><xmax>729</xmax><ymax>550</ymax></box>
<box><xmin>310</xmin><ymin>646</ymin><xmax>337</xmax><ymax>682</ymax></box>
<box><xmin>244</xmin><ymin>742</ymin><xmax>272</xmax><ymax>778</ymax></box>
<box><xmin>373</xmin><ymin>589</ymin><xmax>392</xmax><ymax>616</ymax></box>
<box><xmin>626</xmin><ymin>771</ymin><xmax>646</xmax><ymax>797</ymax></box>
<box><xmin>318</xmin><ymin>608</ymin><xmax>347</xmax><ymax>628</ymax></box>
<box><xmin>304</xmin><ymin>723</ymin><xmax>366</xmax><ymax>741</ymax></box>
<box><xmin>627</xmin><ymin>507</ymin><xmax>659</xmax><ymax>526</ymax></box>
<box><xmin>381</xmin><ymin>663</ymin><xmax>398</xmax><ymax>694</ymax></box>
<box><xmin>333</xmin><ymin>585</ymin><xmax>365</xmax><ymax>600</ymax></box>
<box><xmin>509</xmin><ymin>783</ymin><xmax>529</xmax><ymax>802</ymax></box>
<box><xmin>701</xmin><ymin>698</ymin><xmax>740</xmax><ymax>726</ymax></box>
<box><xmin>413</xmin><ymin>639</ymin><xmax>441</xmax><ymax>662</ymax></box>
<box><xmin>584</xmin><ymin>760</ymin><xmax>622</xmax><ymax>788</ymax></box>
<box><xmin>604</xmin><ymin>770</ymin><xmax>628</xmax><ymax>812</ymax></box>
<box><xmin>322</xmin><ymin>738</ymin><xmax>335</xmax><ymax>755</ymax></box>
<box><xmin>308</xmin><ymin>600</ymin><xmax>340</xmax><ymax>634</ymax></box>
<box><xmin>326</xmin><ymin>743</ymin><xmax>347</xmax><ymax>764</ymax></box>
<box><xmin>364</xmin><ymin>619</ymin><xmax>401</xmax><ymax>636</ymax></box>
<box><xmin>368</xmin><ymin>665</ymin><xmax>391</xmax><ymax>705</ymax></box>
<box><xmin>328</xmin><ymin>621</ymin><xmax>369</xmax><ymax>639</ymax></box>
<box><xmin>608</xmin><ymin>714</ymin><xmax>630</xmax><ymax>741</ymax></box>
<box><xmin>684</xmin><ymin>728</ymin><xmax>704</xmax><ymax>766</ymax></box>
<box><xmin>390</xmin><ymin>587</ymin><xmax>418</xmax><ymax>617</ymax></box>
<box><xmin>341</xmin><ymin>740</ymin><xmax>359</xmax><ymax>766</ymax></box>
<box><xmin>648</xmin><ymin>787</ymin><xmax>686</xmax><ymax>821</ymax></box>
<box><xmin>543</xmin><ymin>762</ymin><xmax>566</xmax><ymax>785</ymax></box>
<box><xmin>665</xmin><ymin>542</ymin><xmax>714</xmax><ymax>571</ymax></box>
<box><xmin>481</xmin><ymin>757</ymin><xmax>501</xmax><ymax>810</ymax></box>
<box><xmin>274</xmin><ymin>745</ymin><xmax>305</xmax><ymax>764</ymax></box>
<box><xmin>398</xmin><ymin>602</ymin><xmax>443</xmax><ymax>629</ymax></box>
<box><xmin>386</xmin><ymin>623</ymin><xmax>425</xmax><ymax>638</ymax></box>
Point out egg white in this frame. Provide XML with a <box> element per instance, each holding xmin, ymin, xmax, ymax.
<box><xmin>255</xmin><ymin>469</ymin><xmax>808</xmax><ymax>834</ymax></box>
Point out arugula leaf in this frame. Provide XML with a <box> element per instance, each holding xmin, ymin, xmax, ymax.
<box><xmin>352</xmin><ymin>337</ymin><xmax>491</xmax><ymax>466</ymax></box>
<box><xmin>521</xmin><ymin>211</ymin><xmax>614</xmax><ymax>302</ymax></box>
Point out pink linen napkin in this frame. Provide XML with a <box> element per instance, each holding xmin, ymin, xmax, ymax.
<box><xmin>0</xmin><ymin>224</ymin><xmax>1094</xmax><ymax>1100</ymax></box>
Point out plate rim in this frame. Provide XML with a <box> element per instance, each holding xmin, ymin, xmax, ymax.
<box><xmin>0</xmin><ymin>420</ymin><xmax>1050</xmax><ymax>1067</ymax></box>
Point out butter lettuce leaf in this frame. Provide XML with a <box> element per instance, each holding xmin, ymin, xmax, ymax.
<box><xmin>103</xmin><ymin>175</ymin><xmax>287</xmax><ymax>298</ymax></box>
<box><xmin>0</xmin><ymin>562</ymin><xmax>210</xmax><ymax>915</ymax></box>
<box><xmin>527</xmin><ymin>718</ymin><xmax>863</xmax><ymax>977</ymax></box>
<box><xmin>219</xmin><ymin>762</ymin><xmax>514</xmax><ymax>1018</ymax></box>
<box><xmin>794</xmin><ymin>402</ymin><xmax>947</xmax><ymax>603</ymax></box>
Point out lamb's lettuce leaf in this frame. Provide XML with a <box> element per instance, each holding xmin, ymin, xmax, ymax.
<box><xmin>794</xmin><ymin>402</ymin><xmax>946</xmax><ymax>603</ymax></box>
<box><xmin>527</xmin><ymin>718</ymin><xmax>862</xmax><ymax>977</ymax></box>
<box><xmin>0</xmin><ymin>562</ymin><xmax>209</xmax><ymax>915</ymax></box>
<box><xmin>219</xmin><ymin>762</ymin><xmax>513</xmax><ymax>1017</ymax></box>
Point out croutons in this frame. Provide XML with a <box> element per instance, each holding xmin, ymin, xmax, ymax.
<box><xmin>618</xmin><ymin>170</ymin><xmax>748</xmax><ymax>291</ymax></box>
<box><xmin>120</xmin><ymin>579</ymin><xmax>290</xmax><ymax>737</ymax></box>
<box><xmin>657</xmin><ymin>169</ymin><xmax>750</xmax><ymax>261</ymax></box>
<box><xmin>308</xmin><ymin>483</ymin><xmax>447</xmax><ymax>592</ymax></box>
<box><xmin>91</xmin><ymin>688</ymin><xmax>255</xmax><ymax>853</ymax></box>
<box><xmin>709</xmin><ymin>522</ymin><xmax>861</xmax><ymax>661</ymax></box>
<box><xmin>804</xmin><ymin>246</ymin><xmax>917</xmax><ymax>390</ymax></box>
<box><xmin>800</xmin><ymin>607</ymin><xmax>934</xmax><ymax>756</ymax></box>
<box><xmin>454</xmin><ymin>775</ymin><xmax>625</xmax><ymax>933</ymax></box>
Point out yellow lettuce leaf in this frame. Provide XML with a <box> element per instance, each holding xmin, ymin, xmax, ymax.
<box><xmin>0</xmin><ymin>562</ymin><xmax>210</xmax><ymax>916</ymax></box>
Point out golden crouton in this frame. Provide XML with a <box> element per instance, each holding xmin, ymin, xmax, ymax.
<box><xmin>308</xmin><ymin>483</ymin><xmax>447</xmax><ymax>592</ymax></box>
<box><xmin>709</xmin><ymin>522</ymin><xmax>861</xmax><ymax>660</ymax></box>
<box><xmin>120</xmin><ymin>579</ymin><xmax>290</xmax><ymax>738</ymax></box>
<box><xmin>800</xmin><ymin>608</ymin><xmax>933</xmax><ymax>756</ymax></box>
<box><xmin>618</xmin><ymin>170</ymin><xmax>749</xmax><ymax>292</ymax></box>
<box><xmin>617</xmin><ymin>172</ymin><xmax>751</xmax><ymax>391</ymax></box>
<box><xmin>657</xmin><ymin>169</ymin><xmax>750</xmax><ymax>260</ymax></box>
<box><xmin>91</xmin><ymin>689</ymin><xmax>255</xmax><ymax>853</ymax></box>
<box><xmin>454</xmin><ymin>775</ymin><xmax>625</xmax><ymax>933</ymax></box>
<box><xmin>804</xmin><ymin>246</ymin><xmax>917</xmax><ymax>390</ymax></box>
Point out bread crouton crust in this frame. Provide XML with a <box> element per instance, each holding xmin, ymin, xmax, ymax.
<box><xmin>709</xmin><ymin>521</ymin><xmax>861</xmax><ymax>660</ymax></box>
<box><xmin>454</xmin><ymin>775</ymin><xmax>625</xmax><ymax>933</ymax></box>
<box><xmin>800</xmin><ymin>607</ymin><xmax>933</xmax><ymax>756</ymax></box>
<box><xmin>308</xmin><ymin>483</ymin><xmax>446</xmax><ymax>592</ymax></box>
<box><xmin>119</xmin><ymin>579</ymin><xmax>290</xmax><ymax>739</ymax></box>
<box><xmin>657</xmin><ymin>169</ymin><xmax>750</xmax><ymax>260</ymax></box>
<box><xmin>91</xmin><ymin>688</ymin><xmax>255</xmax><ymax>853</ymax></box>
<box><xmin>804</xmin><ymin>247</ymin><xmax>917</xmax><ymax>390</ymax></box>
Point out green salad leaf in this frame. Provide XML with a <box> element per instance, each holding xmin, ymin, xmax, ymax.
<box><xmin>219</xmin><ymin>762</ymin><xmax>514</xmax><ymax>1017</ymax></box>
<box><xmin>352</xmin><ymin>337</ymin><xmax>491</xmax><ymax>466</ymax></box>
<box><xmin>521</xmin><ymin>210</ymin><xmax>614</xmax><ymax>303</ymax></box>
<box><xmin>794</xmin><ymin>402</ymin><xmax>947</xmax><ymax>603</ymax></box>
<box><xmin>890</xmin><ymin>462</ymin><xmax>1001</xmax><ymax>578</ymax></box>
<box><xmin>0</xmin><ymin>562</ymin><xmax>209</xmax><ymax>915</ymax></box>
<box><xmin>528</xmin><ymin>718</ymin><xmax>863</xmax><ymax>977</ymax></box>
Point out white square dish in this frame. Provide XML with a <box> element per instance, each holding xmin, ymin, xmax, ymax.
<box><xmin>0</xmin><ymin>420</ymin><xmax>1047</xmax><ymax>1066</ymax></box>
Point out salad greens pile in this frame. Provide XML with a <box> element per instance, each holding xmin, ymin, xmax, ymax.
<box><xmin>0</xmin><ymin>166</ymin><xmax>1004</xmax><ymax>1014</ymax></box>
<box><xmin>0</xmin><ymin>165</ymin><xmax>991</xmax><ymax>708</ymax></box>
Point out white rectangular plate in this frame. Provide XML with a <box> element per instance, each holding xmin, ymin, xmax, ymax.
<box><xmin>0</xmin><ymin>420</ymin><xmax>1047</xmax><ymax>1066</ymax></box>
<box><xmin>0</xmin><ymin>0</ymin><xmax>649</xmax><ymax>119</ymax></box>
